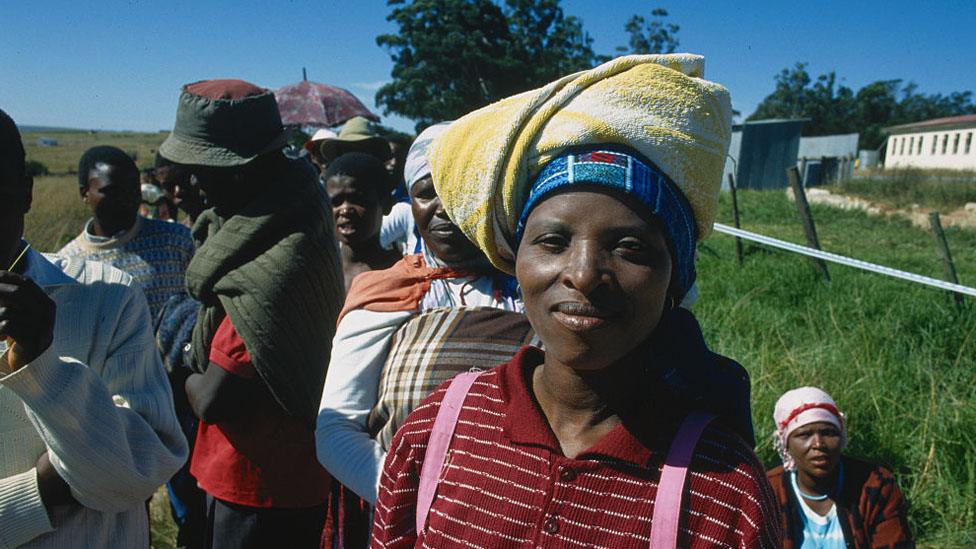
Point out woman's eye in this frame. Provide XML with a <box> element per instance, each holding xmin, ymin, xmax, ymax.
<box><xmin>534</xmin><ymin>235</ymin><xmax>567</xmax><ymax>251</ymax></box>
<box><xmin>616</xmin><ymin>239</ymin><xmax>645</xmax><ymax>252</ymax></box>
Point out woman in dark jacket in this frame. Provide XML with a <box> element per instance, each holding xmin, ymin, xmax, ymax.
<box><xmin>767</xmin><ymin>386</ymin><xmax>914</xmax><ymax>548</ymax></box>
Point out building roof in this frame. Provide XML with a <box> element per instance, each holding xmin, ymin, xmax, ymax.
<box><xmin>885</xmin><ymin>114</ymin><xmax>976</xmax><ymax>134</ymax></box>
<box><xmin>798</xmin><ymin>133</ymin><xmax>859</xmax><ymax>159</ymax></box>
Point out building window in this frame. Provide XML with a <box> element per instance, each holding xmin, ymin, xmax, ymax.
<box><xmin>953</xmin><ymin>133</ymin><xmax>960</xmax><ymax>154</ymax></box>
<box><xmin>917</xmin><ymin>135</ymin><xmax>923</xmax><ymax>155</ymax></box>
<box><xmin>966</xmin><ymin>132</ymin><xmax>973</xmax><ymax>155</ymax></box>
<box><xmin>900</xmin><ymin>138</ymin><xmax>906</xmax><ymax>155</ymax></box>
<box><xmin>909</xmin><ymin>136</ymin><xmax>914</xmax><ymax>155</ymax></box>
<box><xmin>932</xmin><ymin>134</ymin><xmax>938</xmax><ymax>154</ymax></box>
<box><xmin>942</xmin><ymin>134</ymin><xmax>948</xmax><ymax>154</ymax></box>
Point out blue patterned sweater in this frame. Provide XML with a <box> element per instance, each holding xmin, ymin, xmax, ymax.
<box><xmin>59</xmin><ymin>216</ymin><xmax>195</xmax><ymax>321</ymax></box>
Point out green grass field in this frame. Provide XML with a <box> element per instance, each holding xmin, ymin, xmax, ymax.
<box><xmin>23</xmin><ymin>129</ymin><xmax>167</xmax><ymax>174</ymax></box>
<box><xmin>20</xmin><ymin>141</ymin><xmax>976</xmax><ymax>546</ymax></box>
<box><xmin>699</xmin><ymin>190</ymin><xmax>975</xmax><ymax>546</ymax></box>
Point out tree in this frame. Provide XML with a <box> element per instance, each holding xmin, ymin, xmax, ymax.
<box><xmin>749</xmin><ymin>63</ymin><xmax>976</xmax><ymax>149</ymax></box>
<box><xmin>376</xmin><ymin>0</ymin><xmax>596</xmax><ymax>130</ymax></box>
<box><xmin>616</xmin><ymin>8</ymin><xmax>679</xmax><ymax>55</ymax></box>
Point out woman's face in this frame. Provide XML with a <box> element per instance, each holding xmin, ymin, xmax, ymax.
<box><xmin>787</xmin><ymin>421</ymin><xmax>843</xmax><ymax>479</ymax></box>
<box><xmin>516</xmin><ymin>190</ymin><xmax>672</xmax><ymax>371</ymax></box>
<box><xmin>410</xmin><ymin>175</ymin><xmax>480</xmax><ymax>263</ymax></box>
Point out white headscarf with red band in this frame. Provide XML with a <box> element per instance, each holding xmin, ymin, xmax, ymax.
<box><xmin>773</xmin><ymin>386</ymin><xmax>848</xmax><ymax>471</ymax></box>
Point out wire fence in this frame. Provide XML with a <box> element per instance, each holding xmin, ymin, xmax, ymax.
<box><xmin>712</xmin><ymin>223</ymin><xmax>976</xmax><ymax>298</ymax></box>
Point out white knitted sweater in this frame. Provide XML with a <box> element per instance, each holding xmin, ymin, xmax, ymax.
<box><xmin>0</xmin><ymin>248</ymin><xmax>187</xmax><ymax>548</ymax></box>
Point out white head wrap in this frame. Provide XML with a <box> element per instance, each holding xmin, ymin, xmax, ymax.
<box><xmin>403</xmin><ymin>122</ymin><xmax>452</xmax><ymax>191</ymax></box>
<box><xmin>773</xmin><ymin>386</ymin><xmax>848</xmax><ymax>470</ymax></box>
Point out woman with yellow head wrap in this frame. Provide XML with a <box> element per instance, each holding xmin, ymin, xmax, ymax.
<box><xmin>372</xmin><ymin>55</ymin><xmax>781</xmax><ymax>548</ymax></box>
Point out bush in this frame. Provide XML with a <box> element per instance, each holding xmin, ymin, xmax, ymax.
<box><xmin>829</xmin><ymin>172</ymin><xmax>976</xmax><ymax>211</ymax></box>
<box><xmin>25</xmin><ymin>160</ymin><xmax>49</xmax><ymax>177</ymax></box>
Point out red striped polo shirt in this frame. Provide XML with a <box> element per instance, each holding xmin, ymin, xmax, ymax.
<box><xmin>372</xmin><ymin>346</ymin><xmax>781</xmax><ymax>548</ymax></box>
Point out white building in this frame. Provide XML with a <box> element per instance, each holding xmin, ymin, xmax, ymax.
<box><xmin>884</xmin><ymin>114</ymin><xmax>976</xmax><ymax>170</ymax></box>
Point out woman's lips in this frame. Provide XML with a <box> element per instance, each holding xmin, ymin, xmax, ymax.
<box><xmin>808</xmin><ymin>455</ymin><xmax>831</xmax><ymax>467</ymax></box>
<box><xmin>552</xmin><ymin>302</ymin><xmax>615</xmax><ymax>333</ymax></box>
<box><xmin>427</xmin><ymin>222</ymin><xmax>458</xmax><ymax>235</ymax></box>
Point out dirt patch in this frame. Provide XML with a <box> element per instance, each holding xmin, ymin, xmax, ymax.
<box><xmin>787</xmin><ymin>187</ymin><xmax>976</xmax><ymax>230</ymax></box>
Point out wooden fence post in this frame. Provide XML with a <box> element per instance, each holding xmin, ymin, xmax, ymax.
<box><xmin>928</xmin><ymin>212</ymin><xmax>964</xmax><ymax>308</ymax></box>
<box><xmin>787</xmin><ymin>166</ymin><xmax>830</xmax><ymax>281</ymax></box>
<box><xmin>728</xmin><ymin>173</ymin><xmax>743</xmax><ymax>266</ymax></box>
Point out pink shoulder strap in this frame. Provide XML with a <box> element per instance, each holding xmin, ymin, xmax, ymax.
<box><xmin>649</xmin><ymin>411</ymin><xmax>716</xmax><ymax>548</ymax></box>
<box><xmin>415</xmin><ymin>371</ymin><xmax>481</xmax><ymax>535</ymax></box>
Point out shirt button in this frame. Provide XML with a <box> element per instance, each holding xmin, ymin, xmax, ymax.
<box><xmin>543</xmin><ymin>516</ymin><xmax>560</xmax><ymax>535</ymax></box>
<box><xmin>558</xmin><ymin>465</ymin><xmax>577</xmax><ymax>482</ymax></box>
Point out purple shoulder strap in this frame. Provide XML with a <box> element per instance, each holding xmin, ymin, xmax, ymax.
<box><xmin>415</xmin><ymin>371</ymin><xmax>481</xmax><ymax>535</ymax></box>
<box><xmin>415</xmin><ymin>378</ymin><xmax>714</xmax><ymax>547</ymax></box>
<box><xmin>649</xmin><ymin>411</ymin><xmax>716</xmax><ymax>548</ymax></box>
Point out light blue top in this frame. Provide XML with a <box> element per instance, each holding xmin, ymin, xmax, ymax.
<box><xmin>791</xmin><ymin>471</ymin><xmax>846</xmax><ymax>549</ymax></box>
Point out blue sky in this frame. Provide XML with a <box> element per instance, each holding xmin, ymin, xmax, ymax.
<box><xmin>2</xmin><ymin>0</ymin><xmax>973</xmax><ymax>133</ymax></box>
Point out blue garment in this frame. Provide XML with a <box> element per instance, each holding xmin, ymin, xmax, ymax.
<box><xmin>516</xmin><ymin>147</ymin><xmax>697</xmax><ymax>298</ymax></box>
<box><xmin>791</xmin><ymin>471</ymin><xmax>846</xmax><ymax>549</ymax></box>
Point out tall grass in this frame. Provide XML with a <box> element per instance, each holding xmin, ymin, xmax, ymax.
<box><xmin>698</xmin><ymin>190</ymin><xmax>975</xmax><ymax>545</ymax></box>
<box><xmin>24</xmin><ymin>175</ymin><xmax>90</xmax><ymax>252</ymax></box>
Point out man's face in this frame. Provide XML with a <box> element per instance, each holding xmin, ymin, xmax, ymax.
<box><xmin>83</xmin><ymin>162</ymin><xmax>140</xmax><ymax>230</ymax></box>
<box><xmin>156</xmin><ymin>165</ymin><xmax>205</xmax><ymax>220</ymax></box>
<box><xmin>0</xmin><ymin>164</ymin><xmax>30</xmax><ymax>269</ymax></box>
<box><xmin>187</xmin><ymin>166</ymin><xmax>245</xmax><ymax>217</ymax></box>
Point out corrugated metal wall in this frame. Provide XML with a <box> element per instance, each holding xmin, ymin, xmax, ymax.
<box><xmin>735</xmin><ymin>119</ymin><xmax>805</xmax><ymax>190</ymax></box>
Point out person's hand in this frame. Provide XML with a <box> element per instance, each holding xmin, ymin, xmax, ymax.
<box><xmin>0</xmin><ymin>271</ymin><xmax>56</xmax><ymax>372</ymax></box>
<box><xmin>36</xmin><ymin>451</ymin><xmax>77</xmax><ymax>511</ymax></box>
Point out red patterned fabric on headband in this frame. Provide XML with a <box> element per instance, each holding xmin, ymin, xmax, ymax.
<box><xmin>778</xmin><ymin>402</ymin><xmax>842</xmax><ymax>430</ymax></box>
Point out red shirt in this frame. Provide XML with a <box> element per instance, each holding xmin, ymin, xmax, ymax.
<box><xmin>372</xmin><ymin>347</ymin><xmax>782</xmax><ymax>548</ymax></box>
<box><xmin>190</xmin><ymin>316</ymin><xmax>331</xmax><ymax>508</ymax></box>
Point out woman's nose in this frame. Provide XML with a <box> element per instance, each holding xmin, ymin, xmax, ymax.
<box><xmin>561</xmin><ymin>242</ymin><xmax>609</xmax><ymax>295</ymax></box>
<box><xmin>433</xmin><ymin>197</ymin><xmax>449</xmax><ymax>218</ymax></box>
<box><xmin>810</xmin><ymin>434</ymin><xmax>825</xmax><ymax>450</ymax></box>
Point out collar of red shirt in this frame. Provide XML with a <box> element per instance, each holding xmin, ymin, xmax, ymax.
<box><xmin>497</xmin><ymin>346</ymin><xmax>656</xmax><ymax>468</ymax></box>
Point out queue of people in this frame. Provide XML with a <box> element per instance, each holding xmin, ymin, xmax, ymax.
<box><xmin>0</xmin><ymin>53</ymin><xmax>914</xmax><ymax>549</ymax></box>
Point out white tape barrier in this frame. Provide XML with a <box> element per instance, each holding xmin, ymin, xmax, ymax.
<box><xmin>712</xmin><ymin>223</ymin><xmax>976</xmax><ymax>298</ymax></box>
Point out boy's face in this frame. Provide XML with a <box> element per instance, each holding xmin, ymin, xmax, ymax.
<box><xmin>326</xmin><ymin>174</ymin><xmax>384</xmax><ymax>247</ymax></box>
<box><xmin>83</xmin><ymin>162</ymin><xmax>140</xmax><ymax>228</ymax></box>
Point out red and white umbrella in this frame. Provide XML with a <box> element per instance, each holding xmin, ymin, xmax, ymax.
<box><xmin>275</xmin><ymin>77</ymin><xmax>379</xmax><ymax>128</ymax></box>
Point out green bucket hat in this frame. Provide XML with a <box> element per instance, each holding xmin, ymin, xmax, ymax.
<box><xmin>159</xmin><ymin>79</ymin><xmax>290</xmax><ymax>167</ymax></box>
<box><xmin>318</xmin><ymin>116</ymin><xmax>392</xmax><ymax>163</ymax></box>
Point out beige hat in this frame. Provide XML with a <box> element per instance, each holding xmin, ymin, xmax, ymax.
<box><xmin>317</xmin><ymin>116</ymin><xmax>392</xmax><ymax>163</ymax></box>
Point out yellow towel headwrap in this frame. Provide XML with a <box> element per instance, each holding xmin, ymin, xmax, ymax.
<box><xmin>428</xmin><ymin>54</ymin><xmax>733</xmax><ymax>274</ymax></box>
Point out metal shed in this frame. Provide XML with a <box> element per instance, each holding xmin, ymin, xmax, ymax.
<box><xmin>730</xmin><ymin>119</ymin><xmax>806</xmax><ymax>190</ymax></box>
